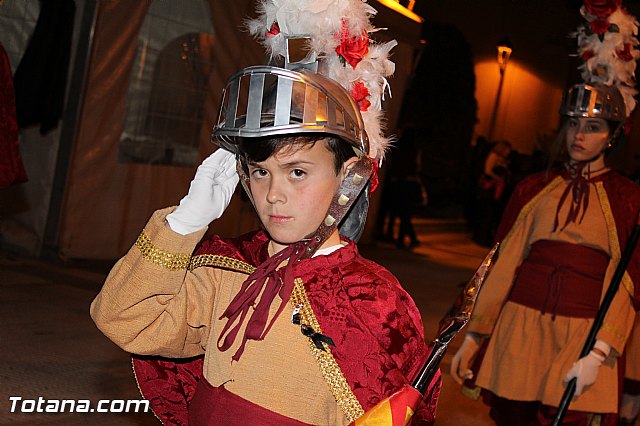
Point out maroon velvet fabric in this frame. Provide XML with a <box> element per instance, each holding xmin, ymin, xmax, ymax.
<box><xmin>188</xmin><ymin>376</ymin><xmax>310</xmax><ymax>425</ymax></box>
<box><xmin>0</xmin><ymin>42</ymin><xmax>27</xmax><ymax>188</ymax></box>
<box><xmin>132</xmin><ymin>230</ymin><xmax>440</xmax><ymax>424</ymax></box>
<box><xmin>508</xmin><ymin>240</ymin><xmax>609</xmax><ymax>318</ymax></box>
<box><xmin>495</xmin><ymin>170</ymin><xmax>640</xmax><ymax>309</ymax></box>
<box><xmin>132</xmin><ymin>356</ymin><xmax>203</xmax><ymax>426</ymax></box>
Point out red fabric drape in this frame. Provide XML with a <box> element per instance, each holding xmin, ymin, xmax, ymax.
<box><xmin>0</xmin><ymin>43</ymin><xmax>28</xmax><ymax>188</ymax></box>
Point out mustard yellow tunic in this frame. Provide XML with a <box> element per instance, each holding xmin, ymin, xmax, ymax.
<box><xmin>468</xmin><ymin>176</ymin><xmax>636</xmax><ymax>413</ymax></box>
<box><xmin>90</xmin><ymin>208</ymin><xmax>351</xmax><ymax>425</ymax></box>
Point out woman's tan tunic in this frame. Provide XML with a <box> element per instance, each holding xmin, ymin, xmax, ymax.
<box><xmin>467</xmin><ymin>176</ymin><xmax>636</xmax><ymax>413</ymax></box>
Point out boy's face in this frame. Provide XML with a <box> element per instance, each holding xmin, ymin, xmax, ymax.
<box><xmin>247</xmin><ymin>140</ymin><xmax>356</xmax><ymax>252</ymax></box>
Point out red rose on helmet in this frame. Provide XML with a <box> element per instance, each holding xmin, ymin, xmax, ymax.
<box><xmin>266</xmin><ymin>22</ymin><xmax>280</xmax><ymax>37</ymax></box>
<box><xmin>336</xmin><ymin>21</ymin><xmax>369</xmax><ymax>69</ymax></box>
<box><xmin>590</xmin><ymin>19</ymin><xmax>611</xmax><ymax>34</ymax></box>
<box><xmin>350</xmin><ymin>81</ymin><xmax>371</xmax><ymax>112</ymax></box>
<box><xmin>582</xmin><ymin>50</ymin><xmax>595</xmax><ymax>61</ymax></box>
<box><xmin>616</xmin><ymin>43</ymin><xmax>633</xmax><ymax>61</ymax></box>
<box><xmin>584</xmin><ymin>0</ymin><xmax>621</xmax><ymax>19</ymax></box>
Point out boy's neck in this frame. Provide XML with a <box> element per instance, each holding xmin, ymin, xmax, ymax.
<box><xmin>268</xmin><ymin>229</ymin><xmax>343</xmax><ymax>257</ymax></box>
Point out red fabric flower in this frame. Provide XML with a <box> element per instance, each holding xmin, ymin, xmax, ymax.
<box><xmin>582</xmin><ymin>50</ymin><xmax>595</xmax><ymax>61</ymax></box>
<box><xmin>584</xmin><ymin>0</ymin><xmax>621</xmax><ymax>19</ymax></box>
<box><xmin>590</xmin><ymin>19</ymin><xmax>611</xmax><ymax>34</ymax></box>
<box><xmin>369</xmin><ymin>160</ymin><xmax>379</xmax><ymax>193</ymax></box>
<box><xmin>266</xmin><ymin>22</ymin><xmax>279</xmax><ymax>37</ymax></box>
<box><xmin>351</xmin><ymin>81</ymin><xmax>371</xmax><ymax>112</ymax></box>
<box><xmin>616</xmin><ymin>43</ymin><xmax>633</xmax><ymax>61</ymax></box>
<box><xmin>335</xmin><ymin>21</ymin><xmax>369</xmax><ymax>68</ymax></box>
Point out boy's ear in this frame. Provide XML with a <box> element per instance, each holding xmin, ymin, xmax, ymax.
<box><xmin>342</xmin><ymin>156</ymin><xmax>359</xmax><ymax>176</ymax></box>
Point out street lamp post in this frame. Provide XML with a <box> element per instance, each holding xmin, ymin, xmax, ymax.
<box><xmin>488</xmin><ymin>37</ymin><xmax>513</xmax><ymax>141</ymax></box>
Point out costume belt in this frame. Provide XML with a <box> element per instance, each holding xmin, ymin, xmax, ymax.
<box><xmin>189</xmin><ymin>376</ymin><xmax>311</xmax><ymax>426</ymax></box>
<box><xmin>507</xmin><ymin>239</ymin><xmax>609</xmax><ymax>319</ymax></box>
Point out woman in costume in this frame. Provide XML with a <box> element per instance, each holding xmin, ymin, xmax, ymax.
<box><xmin>452</xmin><ymin>2</ymin><xmax>640</xmax><ymax>422</ymax></box>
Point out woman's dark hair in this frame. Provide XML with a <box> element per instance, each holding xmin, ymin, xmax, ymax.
<box><xmin>238</xmin><ymin>135</ymin><xmax>357</xmax><ymax>174</ymax></box>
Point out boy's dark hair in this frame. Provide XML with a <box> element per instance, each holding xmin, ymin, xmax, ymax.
<box><xmin>238</xmin><ymin>135</ymin><xmax>356</xmax><ymax>175</ymax></box>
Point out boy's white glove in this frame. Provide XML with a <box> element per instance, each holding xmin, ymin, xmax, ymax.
<box><xmin>563</xmin><ymin>340</ymin><xmax>611</xmax><ymax>396</ymax></box>
<box><xmin>450</xmin><ymin>333</ymin><xmax>482</xmax><ymax>384</ymax></box>
<box><xmin>166</xmin><ymin>149</ymin><xmax>239</xmax><ymax>235</ymax></box>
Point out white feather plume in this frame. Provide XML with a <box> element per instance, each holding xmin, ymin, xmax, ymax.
<box><xmin>575</xmin><ymin>4</ymin><xmax>639</xmax><ymax>115</ymax></box>
<box><xmin>246</xmin><ymin>0</ymin><xmax>396</xmax><ymax>160</ymax></box>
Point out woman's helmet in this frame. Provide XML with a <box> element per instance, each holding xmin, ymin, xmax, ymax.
<box><xmin>560</xmin><ymin>83</ymin><xmax>626</xmax><ymax>122</ymax></box>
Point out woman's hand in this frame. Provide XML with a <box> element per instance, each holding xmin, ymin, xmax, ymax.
<box><xmin>167</xmin><ymin>149</ymin><xmax>239</xmax><ymax>235</ymax></box>
<box><xmin>563</xmin><ymin>340</ymin><xmax>611</xmax><ymax>396</ymax></box>
<box><xmin>450</xmin><ymin>333</ymin><xmax>482</xmax><ymax>384</ymax></box>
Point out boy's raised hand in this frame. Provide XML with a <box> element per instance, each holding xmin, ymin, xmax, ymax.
<box><xmin>167</xmin><ymin>149</ymin><xmax>239</xmax><ymax>235</ymax></box>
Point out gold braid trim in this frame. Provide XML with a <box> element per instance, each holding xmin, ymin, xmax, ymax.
<box><xmin>291</xmin><ymin>278</ymin><xmax>364</xmax><ymax>422</ymax></box>
<box><xmin>595</xmin><ymin>182</ymin><xmax>635</xmax><ymax>297</ymax></box>
<box><xmin>501</xmin><ymin>175</ymin><xmax>564</xmax><ymax>247</ymax></box>
<box><xmin>189</xmin><ymin>254</ymin><xmax>256</xmax><ymax>274</ymax></box>
<box><xmin>135</xmin><ymin>230</ymin><xmax>192</xmax><ymax>271</ymax></box>
<box><xmin>135</xmin><ymin>230</ymin><xmax>257</xmax><ymax>274</ymax></box>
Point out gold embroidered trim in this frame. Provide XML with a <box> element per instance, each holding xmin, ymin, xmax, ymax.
<box><xmin>469</xmin><ymin>314</ymin><xmax>493</xmax><ymax>325</ymax></box>
<box><xmin>290</xmin><ymin>278</ymin><xmax>364</xmax><ymax>422</ymax></box>
<box><xmin>501</xmin><ymin>176</ymin><xmax>564</xmax><ymax>247</ymax></box>
<box><xmin>189</xmin><ymin>254</ymin><xmax>256</xmax><ymax>274</ymax></box>
<box><xmin>600</xmin><ymin>322</ymin><xmax>627</xmax><ymax>345</ymax></box>
<box><xmin>135</xmin><ymin>230</ymin><xmax>192</xmax><ymax>271</ymax></box>
<box><xmin>595</xmin><ymin>182</ymin><xmax>635</xmax><ymax>298</ymax></box>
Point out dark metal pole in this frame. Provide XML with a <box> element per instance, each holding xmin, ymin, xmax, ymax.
<box><xmin>552</xmin><ymin>210</ymin><xmax>640</xmax><ymax>425</ymax></box>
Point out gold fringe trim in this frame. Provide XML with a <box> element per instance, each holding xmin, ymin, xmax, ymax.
<box><xmin>136</xmin><ymin>230</ymin><xmax>192</xmax><ymax>271</ymax></box>
<box><xmin>595</xmin><ymin>182</ymin><xmax>635</xmax><ymax>298</ymax></box>
<box><xmin>501</xmin><ymin>176</ymin><xmax>564</xmax><ymax>247</ymax></box>
<box><xmin>136</xmin><ymin>230</ymin><xmax>256</xmax><ymax>274</ymax></box>
<box><xmin>290</xmin><ymin>278</ymin><xmax>364</xmax><ymax>422</ymax></box>
<box><xmin>189</xmin><ymin>254</ymin><xmax>256</xmax><ymax>274</ymax></box>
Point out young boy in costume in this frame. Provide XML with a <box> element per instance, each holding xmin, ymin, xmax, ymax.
<box><xmin>90</xmin><ymin>1</ymin><xmax>441</xmax><ymax>424</ymax></box>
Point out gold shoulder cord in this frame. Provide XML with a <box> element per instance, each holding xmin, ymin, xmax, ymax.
<box><xmin>291</xmin><ymin>278</ymin><xmax>364</xmax><ymax>422</ymax></box>
<box><xmin>135</xmin><ymin>230</ymin><xmax>256</xmax><ymax>274</ymax></box>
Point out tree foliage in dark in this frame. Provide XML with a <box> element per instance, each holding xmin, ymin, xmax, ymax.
<box><xmin>397</xmin><ymin>20</ymin><xmax>477</xmax><ymax>213</ymax></box>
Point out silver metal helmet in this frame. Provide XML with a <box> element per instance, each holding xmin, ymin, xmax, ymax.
<box><xmin>560</xmin><ymin>83</ymin><xmax>626</xmax><ymax>122</ymax></box>
<box><xmin>212</xmin><ymin>65</ymin><xmax>369</xmax><ymax>157</ymax></box>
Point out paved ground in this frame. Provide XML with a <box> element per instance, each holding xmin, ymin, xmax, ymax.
<box><xmin>0</xmin><ymin>217</ymin><xmax>495</xmax><ymax>425</ymax></box>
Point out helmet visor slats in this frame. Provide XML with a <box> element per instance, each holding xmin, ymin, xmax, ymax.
<box><xmin>302</xmin><ymin>84</ymin><xmax>317</xmax><ymax>125</ymax></box>
<box><xmin>274</xmin><ymin>76</ymin><xmax>293</xmax><ymax>126</ymax></box>
<box><xmin>223</xmin><ymin>77</ymin><xmax>241</xmax><ymax>129</ymax></box>
<box><xmin>246</xmin><ymin>73</ymin><xmax>265</xmax><ymax>129</ymax></box>
<box><xmin>560</xmin><ymin>83</ymin><xmax>625</xmax><ymax>122</ymax></box>
<box><xmin>213</xmin><ymin>66</ymin><xmax>369</xmax><ymax>155</ymax></box>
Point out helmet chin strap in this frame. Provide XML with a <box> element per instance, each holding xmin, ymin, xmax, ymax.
<box><xmin>235</xmin><ymin>156</ymin><xmax>373</xmax><ymax>259</ymax></box>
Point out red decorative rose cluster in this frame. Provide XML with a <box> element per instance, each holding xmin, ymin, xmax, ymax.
<box><xmin>350</xmin><ymin>81</ymin><xmax>371</xmax><ymax>112</ymax></box>
<box><xmin>616</xmin><ymin>42</ymin><xmax>633</xmax><ymax>60</ymax></box>
<box><xmin>266</xmin><ymin>22</ymin><xmax>280</xmax><ymax>37</ymax></box>
<box><xmin>584</xmin><ymin>0</ymin><xmax>621</xmax><ymax>19</ymax></box>
<box><xmin>335</xmin><ymin>20</ymin><xmax>369</xmax><ymax>69</ymax></box>
<box><xmin>590</xmin><ymin>18</ymin><xmax>611</xmax><ymax>34</ymax></box>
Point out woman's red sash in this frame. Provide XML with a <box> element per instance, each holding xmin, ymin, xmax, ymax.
<box><xmin>508</xmin><ymin>240</ymin><xmax>609</xmax><ymax>318</ymax></box>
